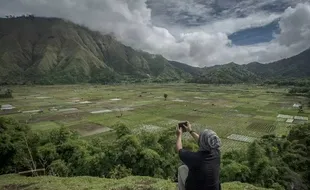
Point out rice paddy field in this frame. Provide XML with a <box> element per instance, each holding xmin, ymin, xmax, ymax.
<box><xmin>0</xmin><ymin>83</ymin><xmax>309</xmax><ymax>153</ymax></box>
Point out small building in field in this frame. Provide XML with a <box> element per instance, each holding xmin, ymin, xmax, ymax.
<box><xmin>277</xmin><ymin>114</ymin><xmax>294</xmax><ymax>119</ymax></box>
<box><xmin>1</xmin><ymin>104</ymin><xmax>15</xmax><ymax>110</ymax></box>
<box><xmin>294</xmin><ymin>116</ymin><xmax>308</xmax><ymax>121</ymax></box>
<box><xmin>286</xmin><ymin>118</ymin><xmax>294</xmax><ymax>123</ymax></box>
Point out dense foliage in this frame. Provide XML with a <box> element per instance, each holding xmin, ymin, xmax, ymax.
<box><xmin>0</xmin><ymin>88</ymin><xmax>13</xmax><ymax>98</ymax></box>
<box><xmin>0</xmin><ymin>117</ymin><xmax>309</xmax><ymax>190</ymax></box>
<box><xmin>0</xmin><ymin>119</ymin><xmax>189</xmax><ymax>179</ymax></box>
<box><xmin>288</xmin><ymin>87</ymin><xmax>310</xmax><ymax>95</ymax></box>
<box><xmin>221</xmin><ymin>132</ymin><xmax>310</xmax><ymax>190</ymax></box>
<box><xmin>264</xmin><ymin>79</ymin><xmax>310</xmax><ymax>87</ymax></box>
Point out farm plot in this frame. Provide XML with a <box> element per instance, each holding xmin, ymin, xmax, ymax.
<box><xmin>29</xmin><ymin>112</ymin><xmax>88</xmax><ymax>123</ymax></box>
<box><xmin>227</xmin><ymin>134</ymin><xmax>257</xmax><ymax>143</ymax></box>
<box><xmin>247</xmin><ymin>120</ymin><xmax>276</xmax><ymax>133</ymax></box>
<box><xmin>221</xmin><ymin>138</ymin><xmax>248</xmax><ymax>153</ymax></box>
<box><xmin>70</xmin><ymin>122</ymin><xmax>112</xmax><ymax>136</ymax></box>
<box><xmin>30</xmin><ymin>121</ymin><xmax>61</xmax><ymax>131</ymax></box>
<box><xmin>133</xmin><ymin>124</ymin><xmax>162</xmax><ymax>133</ymax></box>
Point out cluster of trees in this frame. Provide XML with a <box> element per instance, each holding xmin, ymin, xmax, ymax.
<box><xmin>221</xmin><ymin>129</ymin><xmax>310</xmax><ymax>190</ymax></box>
<box><xmin>0</xmin><ymin>118</ymin><xmax>192</xmax><ymax>179</ymax></box>
<box><xmin>0</xmin><ymin>88</ymin><xmax>13</xmax><ymax>98</ymax></box>
<box><xmin>1</xmin><ymin>117</ymin><xmax>309</xmax><ymax>189</ymax></box>
<box><xmin>264</xmin><ymin>79</ymin><xmax>310</xmax><ymax>87</ymax></box>
<box><xmin>288</xmin><ymin>87</ymin><xmax>310</xmax><ymax>95</ymax></box>
<box><xmin>5</xmin><ymin>14</ymin><xmax>35</xmax><ymax>19</ymax></box>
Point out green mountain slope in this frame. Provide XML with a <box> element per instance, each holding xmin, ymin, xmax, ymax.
<box><xmin>0</xmin><ymin>175</ymin><xmax>271</xmax><ymax>190</ymax></box>
<box><xmin>0</xmin><ymin>17</ymin><xmax>191</xmax><ymax>84</ymax></box>
<box><xmin>245</xmin><ymin>48</ymin><xmax>310</xmax><ymax>78</ymax></box>
<box><xmin>191</xmin><ymin>63</ymin><xmax>259</xmax><ymax>84</ymax></box>
<box><xmin>191</xmin><ymin>48</ymin><xmax>310</xmax><ymax>83</ymax></box>
<box><xmin>1</xmin><ymin>16</ymin><xmax>310</xmax><ymax>84</ymax></box>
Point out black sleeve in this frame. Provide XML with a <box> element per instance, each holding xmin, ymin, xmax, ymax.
<box><xmin>179</xmin><ymin>149</ymin><xmax>197</xmax><ymax>168</ymax></box>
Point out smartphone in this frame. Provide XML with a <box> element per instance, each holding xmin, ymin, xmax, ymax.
<box><xmin>178</xmin><ymin>121</ymin><xmax>188</xmax><ymax>132</ymax></box>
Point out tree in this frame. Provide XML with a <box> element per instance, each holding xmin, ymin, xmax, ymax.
<box><xmin>0</xmin><ymin>88</ymin><xmax>13</xmax><ymax>98</ymax></box>
<box><xmin>0</xmin><ymin>118</ymin><xmax>31</xmax><ymax>174</ymax></box>
<box><xmin>115</xmin><ymin>123</ymin><xmax>131</xmax><ymax>138</ymax></box>
<box><xmin>164</xmin><ymin>94</ymin><xmax>168</xmax><ymax>101</ymax></box>
<box><xmin>221</xmin><ymin>161</ymin><xmax>251</xmax><ymax>182</ymax></box>
<box><xmin>48</xmin><ymin>159</ymin><xmax>69</xmax><ymax>177</ymax></box>
<box><xmin>37</xmin><ymin>143</ymin><xmax>58</xmax><ymax>168</ymax></box>
<box><xmin>298</xmin><ymin>105</ymin><xmax>304</xmax><ymax>113</ymax></box>
<box><xmin>108</xmin><ymin>165</ymin><xmax>132</xmax><ymax>179</ymax></box>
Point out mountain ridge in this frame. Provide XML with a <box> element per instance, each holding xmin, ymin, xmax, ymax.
<box><xmin>0</xmin><ymin>16</ymin><xmax>310</xmax><ymax>84</ymax></box>
<box><xmin>0</xmin><ymin>17</ymin><xmax>191</xmax><ymax>84</ymax></box>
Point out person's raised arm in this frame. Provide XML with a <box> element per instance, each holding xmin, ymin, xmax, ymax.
<box><xmin>184</xmin><ymin>122</ymin><xmax>199</xmax><ymax>142</ymax></box>
<box><xmin>176</xmin><ymin>125</ymin><xmax>183</xmax><ymax>152</ymax></box>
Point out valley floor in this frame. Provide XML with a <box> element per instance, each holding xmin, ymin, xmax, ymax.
<box><xmin>0</xmin><ymin>83</ymin><xmax>308</xmax><ymax>152</ymax></box>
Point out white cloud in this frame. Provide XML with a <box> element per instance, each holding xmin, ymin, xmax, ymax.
<box><xmin>200</xmin><ymin>13</ymin><xmax>281</xmax><ymax>34</ymax></box>
<box><xmin>277</xmin><ymin>4</ymin><xmax>310</xmax><ymax>47</ymax></box>
<box><xmin>0</xmin><ymin>0</ymin><xmax>310</xmax><ymax>67</ymax></box>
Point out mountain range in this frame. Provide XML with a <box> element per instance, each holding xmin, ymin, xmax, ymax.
<box><xmin>0</xmin><ymin>16</ymin><xmax>309</xmax><ymax>85</ymax></box>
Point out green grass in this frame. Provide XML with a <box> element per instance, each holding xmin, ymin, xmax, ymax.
<box><xmin>30</xmin><ymin>121</ymin><xmax>61</xmax><ymax>131</ymax></box>
<box><xmin>0</xmin><ymin>84</ymin><xmax>309</xmax><ymax>153</ymax></box>
<box><xmin>0</xmin><ymin>174</ymin><xmax>271</xmax><ymax>190</ymax></box>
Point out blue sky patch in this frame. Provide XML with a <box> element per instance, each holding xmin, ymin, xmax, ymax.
<box><xmin>228</xmin><ymin>20</ymin><xmax>281</xmax><ymax>46</ymax></box>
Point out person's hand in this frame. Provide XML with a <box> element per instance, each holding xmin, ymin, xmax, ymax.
<box><xmin>184</xmin><ymin>121</ymin><xmax>192</xmax><ymax>132</ymax></box>
<box><xmin>176</xmin><ymin>125</ymin><xmax>183</xmax><ymax>137</ymax></box>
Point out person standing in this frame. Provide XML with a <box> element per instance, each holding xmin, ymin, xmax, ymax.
<box><xmin>176</xmin><ymin>122</ymin><xmax>221</xmax><ymax>190</ymax></box>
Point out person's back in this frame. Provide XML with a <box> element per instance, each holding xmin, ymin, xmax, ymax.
<box><xmin>179</xmin><ymin>149</ymin><xmax>221</xmax><ymax>190</ymax></box>
<box><xmin>176</xmin><ymin>122</ymin><xmax>221</xmax><ymax>190</ymax></box>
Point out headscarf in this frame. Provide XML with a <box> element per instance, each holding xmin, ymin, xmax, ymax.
<box><xmin>198</xmin><ymin>129</ymin><xmax>221</xmax><ymax>152</ymax></box>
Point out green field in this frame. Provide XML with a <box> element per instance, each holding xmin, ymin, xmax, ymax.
<box><xmin>1</xmin><ymin>84</ymin><xmax>308</xmax><ymax>152</ymax></box>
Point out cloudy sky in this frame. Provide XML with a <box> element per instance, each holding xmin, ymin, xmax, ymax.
<box><xmin>1</xmin><ymin>0</ymin><xmax>310</xmax><ymax>67</ymax></box>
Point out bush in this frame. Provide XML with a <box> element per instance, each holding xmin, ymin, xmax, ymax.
<box><xmin>48</xmin><ymin>159</ymin><xmax>69</xmax><ymax>177</ymax></box>
<box><xmin>221</xmin><ymin>161</ymin><xmax>250</xmax><ymax>182</ymax></box>
<box><xmin>108</xmin><ymin>165</ymin><xmax>132</xmax><ymax>179</ymax></box>
<box><xmin>0</xmin><ymin>89</ymin><xmax>13</xmax><ymax>98</ymax></box>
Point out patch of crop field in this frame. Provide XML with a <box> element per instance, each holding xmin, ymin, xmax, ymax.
<box><xmin>85</xmin><ymin>130</ymin><xmax>118</xmax><ymax>144</ymax></box>
<box><xmin>168</xmin><ymin>113</ymin><xmax>203</xmax><ymax>122</ymax></box>
<box><xmin>278</xmin><ymin>109</ymin><xmax>309</xmax><ymax>117</ymax></box>
<box><xmin>133</xmin><ymin>124</ymin><xmax>163</xmax><ymax>133</ymax></box>
<box><xmin>274</xmin><ymin>122</ymin><xmax>292</xmax><ymax>137</ymax></box>
<box><xmin>234</xmin><ymin>106</ymin><xmax>259</xmax><ymax>115</ymax></box>
<box><xmin>29</xmin><ymin>111</ymin><xmax>89</xmax><ymax>124</ymax></box>
<box><xmin>247</xmin><ymin>120</ymin><xmax>276</xmax><ymax>133</ymax></box>
<box><xmin>227</xmin><ymin>134</ymin><xmax>257</xmax><ymax>143</ymax></box>
<box><xmin>30</xmin><ymin>121</ymin><xmax>61</xmax><ymax>131</ymax></box>
<box><xmin>266</xmin><ymin>102</ymin><xmax>291</xmax><ymax>109</ymax></box>
<box><xmin>221</xmin><ymin>138</ymin><xmax>249</xmax><ymax>153</ymax></box>
<box><xmin>70</xmin><ymin>122</ymin><xmax>112</xmax><ymax>136</ymax></box>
